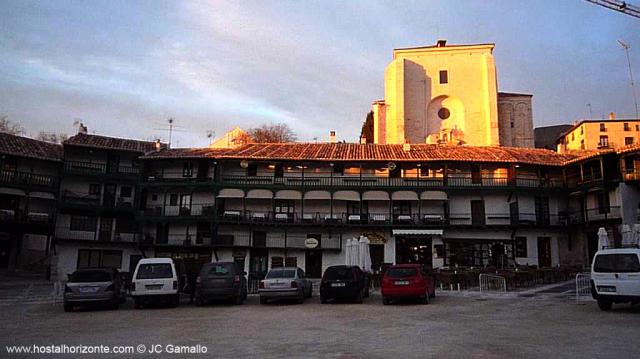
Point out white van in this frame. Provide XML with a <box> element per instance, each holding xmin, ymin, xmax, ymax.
<box><xmin>591</xmin><ymin>248</ymin><xmax>640</xmax><ymax>311</ymax></box>
<box><xmin>131</xmin><ymin>258</ymin><xmax>183</xmax><ymax>308</ymax></box>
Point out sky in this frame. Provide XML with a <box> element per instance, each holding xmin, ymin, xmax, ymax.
<box><xmin>1</xmin><ymin>0</ymin><xmax>639</xmax><ymax>147</ymax></box>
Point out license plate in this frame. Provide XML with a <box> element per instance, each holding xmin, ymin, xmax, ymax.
<box><xmin>597</xmin><ymin>286</ymin><xmax>616</xmax><ymax>293</ymax></box>
<box><xmin>145</xmin><ymin>284</ymin><xmax>163</xmax><ymax>290</ymax></box>
<box><xmin>331</xmin><ymin>283</ymin><xmax>346</xmax><ymax>287</ymax></box>
<box><xmin>79</xmin><ymin>287</ymin><xmax>98</xmax><ymax>293</ymax></box>
<box><xmin>395</xmin><ymin>281</ymin><xmax>410</xmax><ymax>286</ymax></box>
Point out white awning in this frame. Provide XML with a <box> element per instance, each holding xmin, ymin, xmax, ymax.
<box><xmin>362</xmin><ymin>190</ymin><xmax>389</xmax><ymax>201</ymax></box>
<box><xmin>0</xmin><ymin>187</ymin><xmax>26</xmax><ymax>196</ymax></box>
<box><xmin>333</xmin><ymin>190</ymin><xmax>360</xmax><ymax>201</ymax></box>
<box><xmin>246</xmin><ymin>189</ymin><xmax>273</xmax><ymax>199</ymax></box>
<box><xmin>274</xmin><ymin>190</ymin><xmax>302</xmax><ymax>200</ymax></box>
<box><xmin>391</xmin><ymin>191</ymin><xmax>419</xmax><ymax>201</ymax></box>
<box><xmin>217</xmin><ymin>188</ymin><xmax>245</xmax><ymax>198</ymax></box>
<box><xmin>421</xmin><ymin>191</ymin><xmax>448</xmax><ymax>201</ymax></box>
<box><xmin>304</xmin><ymin>190</ymin><xmax>331</xmax><ymax>200</ymax></box>
<box><xmin>29</xmin><ymin>191</ymin><xmax>56</xmax><ymax>200</ymax></box>
<box><xmin>392</xmin><ymin>229</ymin><xmax>443</xmax><ymax>236</ymax></box>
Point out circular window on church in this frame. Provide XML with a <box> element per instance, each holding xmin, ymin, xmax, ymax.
<box><xmin>438</xmin><ymin>107</ymin><xmax>451</xmax><ymax>120</ymax></box>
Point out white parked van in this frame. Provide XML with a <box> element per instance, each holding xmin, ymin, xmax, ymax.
<box><xmin>131</xmin><ymin>258</ymin><xmax>183</xmax><ymax>308</ymax></box>
<box><xmin>591</xmin><ymin>248</ymin><xmax>640</xmax><ymax>311</ymax></box>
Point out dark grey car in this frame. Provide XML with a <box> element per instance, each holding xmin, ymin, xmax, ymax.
<box><xmin>194</xmin><ymin>262</ymin><xmax>247</xmax><ymax>305</ymax></box>
<box><xmin>64</xmin><ymin>268</ymin><xmax>126</xmax><ymax>312</ymax></box>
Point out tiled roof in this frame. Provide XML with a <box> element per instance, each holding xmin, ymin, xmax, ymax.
<box><xmin>142</xmin><ymin>143</ymin><xmax>580</xmax><ymax>166</ymax></box>
<box><xmin>0</xmin><ymin>132</ymin><xmax>63</xmax><ymax>162</ymax></box>
<box><xmin>64</xmin><ymin>133</ymin><xmax>165</xmax><ymax>153</ymax></box>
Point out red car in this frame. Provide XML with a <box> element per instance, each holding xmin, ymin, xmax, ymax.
<box><xmin>381</xmin><ymin>264</ymin><xmax>436</xmax><ymax>305</ymax></box>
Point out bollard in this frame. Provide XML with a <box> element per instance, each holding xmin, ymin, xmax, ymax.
<box><xmin>457</xmin><ymin>283</ymin><xmax>460</xmax><ymax>292</ymax></box>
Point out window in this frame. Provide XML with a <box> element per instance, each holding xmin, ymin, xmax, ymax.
<box><xmin>535</xmin><ymin>196</ymin><xmax>550</xmax><ymax>225</ymax></box>
<box><xmin>439</xmin><ymin>70</ymin><xmax>448</xmax><ymax>84</ymax></box>
<box><xmin>419</xmin><ymin>166</ymin><xmax>429</xmax><ymax>177</ymax></box>
<box><xmin>347</xmin><ymin>201</ymin><xmax>368</xmax><ymax>215</ymax></box>
<box><xmin>120</xmin><ymin>186</ymin><xmax>132</xmax><ymax>198</ymax></box>
<box><xmin>571</xmin><ymin>133</ymin><xmax>574</xmax><ymax>141</ymax></box>
<box><xmin>580</xmin><ymin>139</ymin><xmax>585</xmax><ymax>150</ymax></box>
<box><xmin>89</xmin><ymin>184</ymin><xmax>101</xmax><ymax>196</ymax></box>
<box><xmin>169</xmin><ymin>194</ymin><xmax>178</xmax><ymax>206</ymax></box>
<box><xmin>77</xmin><ymin>249</ymin><xmax>122</xmax><ymax>269</ymax></box>
<box><xmin>637</xmin><ymin>125</ymin><xmax>639</xmax><ymax>131</ymax></box>
<box><xmin>182</xmin><ymin>162</ymin><xmax>193</xmax><ymax>177</ymax></box>
<box><xmin>70</xmin><ymin>216</ymin><xmax>97</xmax><ymax>231</ymax></box>
<box><xmin>151</xmin><ymin>194</ymin><xmax>158</xmax><ymax>201</ymax></box>
<box><xmin>115</xmin><ymin>217</ymin><xmax>135</xmax><ymax>234</ymax></box>
<box><xmin>515</xmin><ymin>237</ymin><xmax>527</xmax><ymax>257</ymax></box>
<box><xmin>180</xmin><ymin>194</ymin><xmax>191</xmax><ymax>208</ymax></box>
<box><xmin>274</xmin><ymin>199</ymin><xmax>294</xmax><ymax>214</ymax></box>
<box><xmin>624</xmin><ymin>122</ymin><xmax>631</xmax><ymax>131</ymax></box>
<box><xmin>625</xmin><ymin>157</ymin><xmax>635</xmax><ymax>172</ymax></box>
<box><xmin>597</xmin><ymin>191</ymin><xmax>610</xmax><ymax>214</ymax></box>
<box><xmin>600</xmin><ymin>123</ymin><xmax>606</xmax><ymax>132</ymax></box>
<box><xmin>599</xmin><ymin>135</ymin><xmax>609</xmax><ymax>148</ymax></box>
<box><xmin>625</xmin><ymin>137</ymin><xmax>634</xmax><ymax>145</ymax></box>
<box><xmin>594</xmin><ymin>254</ymin><xmax>640</xmax><ymax>273</ymax></box>
<box><xmin>392</xmin><ymin>201</ymin><xmax>411</xmax><ymax>216</ymax></box>
<box><xmin>247</xmin><ymin>163</ymin><xmax>257</xmax><ymax>177</ymax></box>
<box><xmin>438</xmin><ymin>108</ymin><xmax>450</xmax><ymax>120</ymax></box>
<box><xmin>580</xmin><ymin>126</ymin><xmax>584</xmax><ymax>134</ymax></box>
<box><xmin>136</xmin><ymin>263</ymin><xmax>173</xmax><ymax>279</ymax></box>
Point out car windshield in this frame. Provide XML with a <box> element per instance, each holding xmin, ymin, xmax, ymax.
<box><xmin>387</xmin><ymin>267</ymin><xmax>418</xmax><ymax>278</ymax></box>
<box><xmin>136</xmin><ymin>263</ymin><xmax>173</xmax><ymax>279</ymax></box>
<box><xmin>594</xmin><ymin>254</ymin><xmax>640</xmax><ymax>273</ymax></box>
<box><xmin>324</xmin><ymin>267</ymin><xmax>350</xmax><ymax>280</ymax></box>
<box><xmin>70</xmin><ymin>270</ymin><xmax>112</xmax><ymax>283</ymax></box>
<box><xmin>266</xmin><ymin>269</ymin><xmax>296</xmax><ymax>279</ymax></box>
<box><xmin>207</xmin><ymin>264</ymin><xmax>234</xmax><ymax>276</ymax></box>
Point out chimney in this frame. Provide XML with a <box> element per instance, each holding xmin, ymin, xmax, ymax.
<box><xmin>329</xmin><ymin>130</ymin><xmax>336</xmax><ymax>144</ymax></box>
<box><xmin>609</xmin><ymin>112</ymin><xmax>616</xmax><ymax>120</ymax></box>
<box><xmin>154</xmin><ymin>139</ymin><xmax>162</xmax><ymax>151</ymax></box>
<box><xmin>436</xmin><ymin>39</ymin><xmax>447</xmax><ymax>48</ymax></box>
<box><xmin>360</xmin><ymin>136</ymin><xmax>367</xmax><ymax>145</ymax></box>
<box><xmin>403</xmin><ymin>143</ymin><xmax>411</xmax><ymax>152</ymax></box>
<box><xmin>78</xmin><ymin>122</ymin><xmax>88</xmax><ymax>134</ymax></box>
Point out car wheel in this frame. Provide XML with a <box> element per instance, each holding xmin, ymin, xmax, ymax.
<box><xmin>195</xmin><ymin>295</ymin><xmax>205</xmax><ymax>307</ymax></box>
<box><xmin>320</xmin><ymin>296</ymin><xmax>328</xmax><ymax>304</ymax></box>
<box><xmin>133</xmin><ymin>298</ymin><xmax>142</xmax><ymax>309</ymax></box>
<box><xmin>260</xmin><ymin>296</ymin><xmax>268</xmax><ymax>305</ymax></box>
<box><xmin>421</xmin><ymin>295</ymin><xmax>430</xmax><ymax>305</ymax></box>
<box><xmin>307</xmin><ymin>287</ymin><xmax>313</xmax><ymax>298</ymax></box>
<box><xmin>170</xmin><ymin>294</ymin><xmax>180</xmax><ymax>308</ymax></box>
<box><xmin>598</xmin><ymin>299</ymin><xmax>613</xmax><ymax>311</ymax></box>
<box><xmin>355</xmin><ymin>291</ymin><xmax>363</xmax><ymax>304</ymax></box>
<box><xmin>110</xmin><ymin>299</ymin><xmax>119</xmax><ymax>310</ymax></box>
<box><xmin>430</xmin><ymin>287</ymin><xmax>436</xmax><ymax>299</ymax></box>
<box><xmin>235</xmin><ymin>295</ymin><xmax>244</xmax><ymax>305</ymax></box>
<box><xmin>297</xmin><ymin>293</ymin><xmax>305</xmax><ymax>304</ymax></box>
<box><xmin>382</xmin><ymin>297</ymin><xmax>390</xmax><ymax>305</ymax></box>
<box><xmin>364</xmin><ymin>286</ymin><xmax>370</xmax><ymax>298</ymax></box>
<box><xmin>63</xmin><ymin>303</ymin><xmax>73</xmax><ymax>312</ymax></box>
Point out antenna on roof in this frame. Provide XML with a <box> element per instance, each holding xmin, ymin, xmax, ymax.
<box><xmin>207</xmin><ymin>130</ymin><xmax>215</xmax><ymax>145</ymax></box>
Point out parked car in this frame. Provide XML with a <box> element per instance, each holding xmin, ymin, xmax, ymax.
<box><xmin>259</xmin><ymin>267</ymin><xmax>312</xmax><ymax>304</ymax></box>
<box><xmin>131</xmin><ymin>258</ymin><xmax>185</xmax><ymax>308</ymax></box>
<box><xmin>591</xmin><ymin>247</ymin><xmax>640</xmax><ymax>311</ymax></box>
<box><xmin>381</xmin><ymin>264</ymin><xmax>436</xmax><ymax>305</ymax></box>
<box><xmin>63</xmin><ymin>268</ymin><xmax>126</xmax><ymax>312</ymax></box>
<box><xmin>320</xmin><ymin>265</ymin><xmax>370</xmax><ymax>304</ymax></box>
<box><xmin>195</xmin><ymin>262</ymin><xmax>247</xmax><ymax>305</ymax></box>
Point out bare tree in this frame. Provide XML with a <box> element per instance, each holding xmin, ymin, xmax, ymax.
<box><xmin>36</xmin><ymin>131</ymin><xmax>69</xmax><ymax>144</ymax></box>
<box><xmin>247</xmin><ymin>123</ymin><xmax>297</xmax><ymax>143</ymax></box>
<box><xmin>0</xmin><ymin>116</ymin><xmax>24</xmax><ymax>135</ymax></box>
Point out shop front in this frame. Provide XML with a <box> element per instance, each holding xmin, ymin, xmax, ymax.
<box><xmin>392</xmin><ymin>229</ymin><xmax>443</xmax><ymax>269</ymax></box>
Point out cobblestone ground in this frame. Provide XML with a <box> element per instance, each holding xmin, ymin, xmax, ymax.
<box><xmin>0</xmin><ymin>289</ymin><xmax>639</xmax><ymax>359</ymax></box>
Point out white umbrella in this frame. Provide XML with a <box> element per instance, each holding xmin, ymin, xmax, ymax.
<box><xmin>351</xmin><ymin>237</ymin><xmax>360</xmax><ymax>266</ymax></box>
<box><xmin>344</xmin><ymin>238</ymin><xmax>352</xmax><ymax>265</ymax></box>
<box><xmin>361</xmin><ymin>236</ymin><xmax>372</xmax><ymax>272</ymax></box>
<box><xmin>634</xmin><ymin>224</ymin><xmax>640</xmax><ymax>246</ymax></box>
<box><xmin>621</xmin><ymin>224</ymin><xmax>633</xmax><ymax>246</ymax></box>
<box><xmin>597</xmin><ymin>227</ymin><xmax>609</xmax><ymax>250</ymax></box>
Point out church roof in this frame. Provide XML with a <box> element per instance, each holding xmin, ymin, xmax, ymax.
<box><xmin>142</xmin><ymin>143</ymin><xmax>580</xmax><ymax>167</ymax></box>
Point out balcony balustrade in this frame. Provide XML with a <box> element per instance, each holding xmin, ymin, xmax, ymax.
<box><xmin>64</xmin><ymin>160</ymin><xmax>139</xmax><ymax>177</ymax></box>
<box><xmin>0</xmin><ymin>169</ymin><xmax>58</xmax><ymax>189</ymax></box>
<box><xmin>55</xmin><ymin>226</ymin><xmax>137</xmax><ymax>242</ymax></box>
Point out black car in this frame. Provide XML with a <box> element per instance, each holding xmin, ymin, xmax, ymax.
<box><xmin>195</xmin><ymin>262</ymin><xmax>247</xmax><ymax>305</ymax></box>
<box><xmin>320</xmin><ymin>265</ymin><xmax>370</xmax><ymax>304</ymax></box>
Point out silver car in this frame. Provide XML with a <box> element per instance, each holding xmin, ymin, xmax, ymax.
<box><xmin>64</xmin><ymin>268</ymin><xmax>126</xmax><ymax>312</ymax></box>
<box><xmin>259</xmin><ymin>267</ymin><xmax>312</xmax><ymax>304</ymax></box>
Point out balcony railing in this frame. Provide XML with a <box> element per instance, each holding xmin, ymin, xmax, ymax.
<box><xmin>60</xmin><ymin>192</ymin><xmax>101</xmax><ymax>207</ymax></box>
<box><xmin>0</xmin><ymin>208</ymin><xmax>55</xmax><ymax>224</ymax></box>
<box><xmin>221</xmin><ymin>175</ymin><xmax>564</xmax><ymax>189</ymax></box>
<box><xmin>565</xmin><ymin>206</ymin><xmax>622</xmax><ymax>224</ymax></box>
<box><xmin>142</xmin><ymin>203</ymin><xmax>216</xmax><ymax>217</ymax></box>
<box><xmin>64</xmin><ymin>161</ymin><xmax>139</xmax><ymax>177</ymax></box>
<box><xmin>623</xmin><ymin>169</ymin><xmax>640</xmax><ymax>182</ymax></box>
<box><xmin>0</xmin><ymin>169</ymin><xmax>57</xmax><ymax>189</ymax></box>
<box><xmin>55</xmin><ymin>226</ymin><xmax>137</xmax><ymax>242</ymax></box>
<box><xmin>144</xmin><ymin>171</ymin><xmax>213</xmax><ymax>183</ymax></box>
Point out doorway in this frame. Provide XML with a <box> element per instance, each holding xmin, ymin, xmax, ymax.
<box><xmin>537</xmin><ymin>237</ymin><xmax>552</xmax><ymax>267</ymax></box>
<box><xmin>99</xmin><ymin>218</ymin><xmax>114</xmax><ymax>242</ymax></box>
<box><xmin>249</xmin><ymin>248</ymin><xmax>268</xmax><ymax>279</ymax></box>
<box><xmin>471</xmin><ymin>200</ymin><xmax>486</xmax><ymax>226</ymax></box>
<box><xmin>305</xmin><ymin>250</ymin><xmax>322</xmax><ymax>278</ymax></box>
<box><xmin>107</xmin><ymin>154</ymin><xmax>120</xmax><ymax>174</ymax></box>
<box><xmin>370</xmin><ymin>244</ymin><xmax>385</xmax><ymax>272</ymax></box>
<box><xmin>103</xmin><ymin>184</ymin><xmax>117</xmax><ymax>207</ymax></box>
<box><xmin>395</xmin><ymin>236</ymin><xmax>433</xmax><ymax>269</ymax></box>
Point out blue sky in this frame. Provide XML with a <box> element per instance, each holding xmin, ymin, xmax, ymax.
<box><xmin>1</xmin><ymin>0</ymin><xmax>639</xmax><ymax>147</ymax></box>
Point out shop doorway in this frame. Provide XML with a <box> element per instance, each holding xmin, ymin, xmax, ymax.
<box><xmin>249</xmin><ymin>248</ymin><xmax>268</xmax><ymax>279</ymax></box>
<box><xmin>370</xmin><ymin>244</ymin><xmax>385</xmax><ymax>272</ymax></box>
<box><xmin>305</xmin><ymin>250</ymin><xmax>322</xmax><ymax>278</ymax></box>
<box><xmin>395</xmin><ymin>236</ymin><xmax>433</xmax><ymax>269</ymax></box>
<box><xmin>537</xmin><ymin>237</ymin><xmax>552</xmax><ymax>268</ymax></box>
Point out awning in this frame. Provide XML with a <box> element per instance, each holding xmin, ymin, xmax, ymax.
<box><xmin>391</xmin><ymin>191</ymin><xmax>419</xmax><ymax>201</ymax></box>
<box><xmin>246</xmin><ymin>189</ymin><xmax>273</xmax><ymax>199</ymax></box>
<box><xmin>362</xmin><ymin>191</ymin><xmax>389</xmax><ymax>201</ymax></box>
<box><xmin>304</xmin><ymin>190</ymin><xmax>331</xmax><ymax>200</ymax></box>
<box><xmin>421</xmin><ymin>191</ymin><xmax>448</xmax><ymax>201</ymax></box>
<box><xmin>333</xmin><ymin>190</ymin><xmax>360</xmax><ymax>201</ymax></box>
<box><xmin>274</xmin><ymin>190</ymin><xmax>302</xmax><ymax>200</ymax></box>
<box><xmin>393</xmin><ymin>229</ymin><xmax>443</xmax><ymax>236</ymax></box>
<box><xmin>217</xmin><ymin>188</ymin><xmax>245</xmax><ymax>198</ymax></box>
<box><xmin>29</xmin><ymin>191</ymin><xmax>56</xmax><ymax>200</ymax></box>
<box><xmin>0</xmin><ymin>187</ymin><xmax>26</xmax><ymax>196</ymax></box>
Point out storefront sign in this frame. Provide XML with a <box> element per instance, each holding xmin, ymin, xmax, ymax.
<box><xmin>304</xmin><ymin>238</ymin><xmax>319</xmax><ymax>249</ymax></box>
<box><xmin>363</xmin><ymin>232</ymin><xmax>386</xmax><ymax>244</ymax></box>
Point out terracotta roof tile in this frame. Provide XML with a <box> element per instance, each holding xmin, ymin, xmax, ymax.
<box><xmin>0</xmin><ymin>132</ymin><xmax>63</xmax><ymax>162</ymax></box>
<box><xmin>64</xmin><ymin>133</ymin><xmax>166</xmax><ymax>153</ymax></box>
<box><xmin>142</xmin><ymin>143</ymin><xmax>580</xmax><ymax>166</ymax></box>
